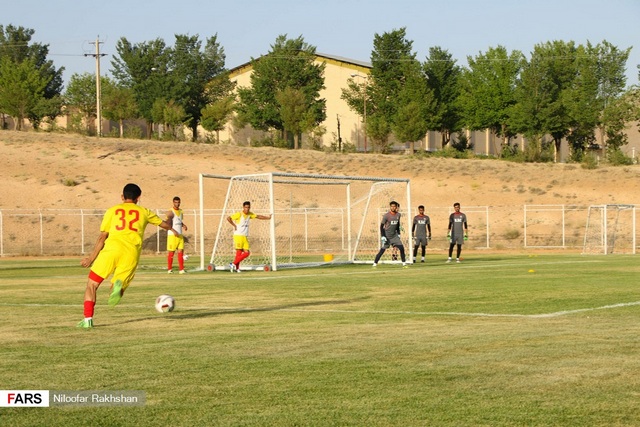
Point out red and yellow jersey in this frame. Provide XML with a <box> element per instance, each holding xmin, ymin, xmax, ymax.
<box><xmin>100</xmin><ymin>202</ymin><xmax>163</xmax><ymax>250</ymax></box>
<box><xmin>169</xmin><ymin>207</ymin><xmax>184</xmax><ymax>236</ymax></box>
<box><xmin>229</xmin><ymin>211</ymin><xmax>257</xmax><ymax>236</ymax></box>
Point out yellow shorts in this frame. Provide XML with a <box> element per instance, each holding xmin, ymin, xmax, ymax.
<box><xmin>90</xmin><ymin>244</ymin><xmax>140</xmax><ymax>290</ymax></box>
<box><xmin>167</xmin><ymin>234</ymin><xmax>184</xmax><ymax>252</ymax></box>
<box><xmin>233</xmin><ymin>235</ymin><xmax>250</xmax><ymax>251</ymax></box>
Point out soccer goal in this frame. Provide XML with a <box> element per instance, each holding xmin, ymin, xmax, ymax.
<box><xmin>198</xmin><ymin>172</ymin><xmax>411</xmax><ymax>271</ymax></box>
<box><xmin>582</xmin><ymin>204</ymin><xmax>636</xmax><ymax>254</ymax></box>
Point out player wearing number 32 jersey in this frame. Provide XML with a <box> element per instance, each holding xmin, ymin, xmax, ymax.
<box><xmin>77</xmin><ymin>183</ymin><xmax>179</xmax><ymax>329</ymax></box>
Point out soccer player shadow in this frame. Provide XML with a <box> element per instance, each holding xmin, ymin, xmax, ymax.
<box><xmin>160</xmin><ymin>296</ymin><xmax>371</xmax><ymax>321</ymax></box>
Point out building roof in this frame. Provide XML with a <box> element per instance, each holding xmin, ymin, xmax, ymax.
<box><xmin>228</xmin><ymin>52</ymin><xmax>371</xmax><ymax>78</ymax></box>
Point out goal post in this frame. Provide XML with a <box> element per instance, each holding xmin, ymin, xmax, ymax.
<box><xmin>351</xmin><ymin>180</ymin><xmax>413</xmax><ymax>263</ymax></box>
<box><xmin>583</xmin><ymin>204</ymin><xmax>636</xmax><ymax>255</ymax></box>
<box><xmin>198</xmin><ymin>172</ymin><xmax>411</xmax><ymax>271</ymax></box>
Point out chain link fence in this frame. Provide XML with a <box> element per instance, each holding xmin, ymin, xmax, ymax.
<box><xmin>0</xmin><ymin>205</ymin><xmax>637</xmax><ymax>258</ymax></box>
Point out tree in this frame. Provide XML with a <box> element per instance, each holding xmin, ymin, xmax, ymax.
<box><xmin>514</xmin><ymin>40</ymin><xmax>631</xmax><ymax>162</ymax></box>
<box><xmin>342</xmin><ymin>27</ymin><xmax>424</xmax><ymax>153</ymax></box>
<box><xmin>200</xmin><ymin>73</ymin><xmax>236</xmax><ymax>143</ymax></box>
<box><xmin>111</xmin><ymin>35</ymin><xmax>229</xmax><ymax>141</ymax></box>
<box><xmin>459</xmin><ymin>46</ymin><xmax>523</xmax><ymax>148</ymax></box>
<box><xmin>628</xmin><ymin>84</ymin><xmax>640</xmax><ymax>132</ymax></box>
<box><xmin>236</xmin><ymin>35</ymin><xmax>326</xmax><ymax>148</ymax></box>
<box><xmin>151</xmin><ymin>99</ymin><xmax>187</xmax><ymax>140</ymax></box>
<box><xmin>563</xmin><ymin>43</ymin><xmax>600</xmax><ymax>160</ymax></box>
<box><xmin>0</xmin><ymin>25</ymin><xmax>63</xmax><ymax>128</ymax></box>
<box><xmin>601</xmin><ymin>93</ymin><xmax>632</xmax><ymax>156</ymax></box>
<box><xmin>275</xmin><ymin>87</ymin><xmax>316</xmax><ymax>149</ymax></box>
<box><xmin>0</xmin><ymin>57</ymin><xmax>48</xmax><ymax>130</ymax></box>
<box><xmin>592</xmin><ymin>40</ymin><xmax>631</xmax><ymax>157</ymax></box>
<box><xmin>30</xmin><ymin>95</ymin><xmax>63</xmax><ymax>129</ymax></box>
<box><xmin>423</xmin><ymin>47</ymin><xmax>463</xmax><ymax>148</ymax></box>
<box><xmin>101</xmin><ymin>82</ymin><xmax>139</xmax><ymax>138</ymax></box>
<box><xmin>510</xmin><ymin>41</ymin><xmax>578</xmax><ymax>162</ymax></box>
<box><xmin>201</xmin><ymin>95</ymin><xmax>235</xmax><ymax>143</ymax></box>
<box><xmin>112</xmin><ymin>37</ymin><xmax>172</xmax><ymax>137</ymax></box>
<box><xmin>366</xmin><ymin>115</ymin><xmax>392</xmax><ymax>152</ymax></box>
<box><xmin>369</xmin><ymin>28</ymin><xmax>417</xmax><ymax>152</ymax></box>
<box><xmin>0</xmin><ymin>25</ymin><xmax>63</xmax><ymax>100</ymax></box>
<box><xmin>169</xmin><ymin>34</ymin><xmax>229</xmax><ymax>141</ymax></box>
<box><xmin>393</xmin><ymin>101</ymin><xmax>426</xmax><ymax>153</ymax></box>
<box><xmin>341</xmin><ymin>75</ymin><xmax>370</xmax><ymax>151</ymax></box>
<box><xmin>392</xmin><ymin>60</ymin><xmax>433</xmax><ymax>153</ymax></box>
<box><xmin>65</xmin><ymin>73</ymin><xmax>99</xmax><ymax>134</ymax></box>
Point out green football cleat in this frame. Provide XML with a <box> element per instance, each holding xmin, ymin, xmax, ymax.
<box><xmin>77</xmin><ymin>319</ymin><xmax>93</xmax><ymax>329</ymax></box>
<box><xmin>108</xmin><ymin>280</ymin><xmax>123</xmax><ymax>306</ymax></box>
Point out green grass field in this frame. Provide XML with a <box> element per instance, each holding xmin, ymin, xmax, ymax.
<box><xmin>1</xmin><ymin>254</ymin><xmax>639</xmax><ymax>426</ymax></box>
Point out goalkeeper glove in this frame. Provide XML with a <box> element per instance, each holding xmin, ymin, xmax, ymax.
<box><xmin>428</xmin><ymin>234</ymin><xmax>432</xmax><ymax>240</ymax></box>
<box><xmin>381</xmin><ymin>236</ymin><xmax>387</xmax><ymax>245</ymax></box>
<box><xmin>464</xmin><ymin>234</ymin><xmax>468</xmax><ymax>241</ymax></box>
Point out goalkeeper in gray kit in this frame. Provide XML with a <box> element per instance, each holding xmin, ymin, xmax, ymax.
<box><xmin>412</xmin><ymin>205</ymin><xmax>432</xmax><ymax>263</ymax></box>
<box><xmin>372</xmin><ymin>201</ymin><xmax>408</xmax><ymax>268</ymax></box>
<box><xmin>447</xmin><ymin>202</ymin><xmax>468</xmax><ymax>263</ymax></box>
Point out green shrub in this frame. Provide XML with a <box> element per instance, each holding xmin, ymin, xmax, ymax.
<box><xmin>62</xmin><ymin>178</ymin><xmax>79</xmax><ymax>187</ymax></box>
<box><xmin>251</xmin><ymin>136</ymin><xmax>275</xmax><ymax>147</ymax></box>
<box><xmin>503</xmin><ymin>229</ymin><xmax>521</xmax><ymax>240</ymax></box>
<box><xmin>581</xmin><ymin>153</ymin><xmax>599</xmax><ymax>169</ymax></box>
<box><xmin>500</xmin><ymin>143</ymin><xmax>525</xmax><ymax>162</ymax></box>
<box><xmin>123</xmin><ymin>125</ymin><xmax>143</xmax><ymax>140</ymax></box>
<box><xmin>607</xmin><ymin>148</ymin><xmax>633</xmax><ymax>166</ymax></box>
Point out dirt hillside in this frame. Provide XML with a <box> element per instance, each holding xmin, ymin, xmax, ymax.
<box><xmin>2</xmin><ymin>131</ymin><xmax>639</xmax><ymax>211</ymax></box>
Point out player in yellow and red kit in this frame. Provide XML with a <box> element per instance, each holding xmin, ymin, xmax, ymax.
<box><xmin>226</xmin><ymin>201</ymin><xmax>271</xmax><ymax>272</ymax></box>
<box><xmin>77</xmin><ymin>183</ymin><xmax>179</xmax><ymax>329</ymax></box>
<box><xmin>166</xmin><ymin>196</ymin><xmax>188</xmax><ymax>274</ymax></box>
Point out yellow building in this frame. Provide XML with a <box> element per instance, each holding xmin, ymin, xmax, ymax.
<box><xmin>218</xmin><ymin>53</ymin><xmax>371</xmax><ymax>150</ymax></box>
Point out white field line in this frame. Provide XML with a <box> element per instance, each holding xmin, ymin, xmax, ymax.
<box><xmin>276</xmin><ymin>300</ymin><xmax>640</xmax><ymax>318</ymax></box>
<box><xmin>2</xmin><ymin>300</ymin><xmax>639</xmax><ymax>319</ymax></box>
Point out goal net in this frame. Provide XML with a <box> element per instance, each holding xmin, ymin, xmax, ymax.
<box><xmin>198</xmin><ymin>172</ymin><xmax>411</xmax><ymax>271</ymax></box>
<box><xmin>582</xmin><ymin>204</ymin><xmax>636</xmax><ymax>254</ymax></box>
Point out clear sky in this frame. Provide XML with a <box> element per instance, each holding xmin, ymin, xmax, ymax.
<box><xmin>3</xmin><ymin>0</ymin><xmax>639</xmax><ymax>87</ymax></box>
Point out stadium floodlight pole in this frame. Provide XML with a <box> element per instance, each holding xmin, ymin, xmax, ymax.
<box><xmin>351</xmin><ymin>73</ymin><xmax>368</xmax><ymax>153</ymax></box>
<box><xmin>84</xmin><ymin>37</ymin><xmax>107</xmax><ymax>137</ymax></box>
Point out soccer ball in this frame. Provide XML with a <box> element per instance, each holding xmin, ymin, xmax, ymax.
<box><xmin>155</xmin><ymin>294</ymin><xmax>175</xmax><ymax>313</ymax></box>
<box><xmin>183</xmin><ymin>254</ymin><xmax>189</xmax><ymax>261</ymax></box>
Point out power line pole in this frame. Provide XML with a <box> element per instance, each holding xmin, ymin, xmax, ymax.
<box><xmin>84</xmin><ymin>37</ymin><xmax>107</xmax><ymax>137</ymax></box>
